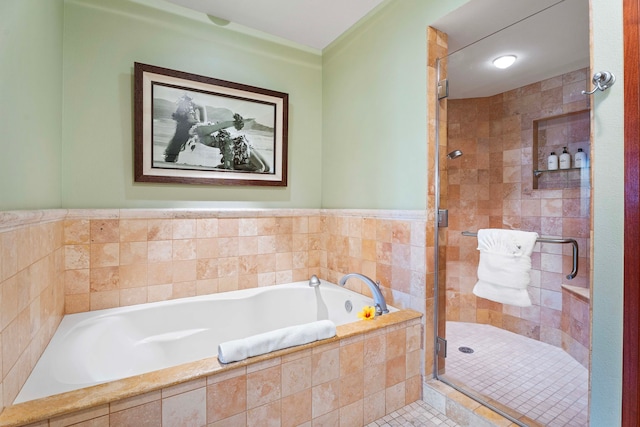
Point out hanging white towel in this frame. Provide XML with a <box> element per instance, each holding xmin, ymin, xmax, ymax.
<box><xmin>217</xmin><ymin>320</ymin><xmax>336</xmax><ymax>364</ymax></box>
<box><xmin>472</xmin><ymin>228</ymin><xmax>539</xmax><ymax>307</ymax></box>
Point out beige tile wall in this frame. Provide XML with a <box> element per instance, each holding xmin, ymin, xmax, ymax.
<box><xmin>561</xmin><ymin>287</ymin><xmax>590</xmax><ymax>367</ymax></box>
<box><xmin>62</xmin><ymin>212</ymin><xmax>325</xmax><ymax>313</ymax></box>
<box><xmin>60</xmin><ymin>210</ymin><xmax>427</xmax><ymax>316</ymax></box>
<box><xmin>445</xmin><ymin>68</ymin><xmax>592</xmax><ymax>355</ymax></box>
<box><xmin>320</xmin><ymin>213</ymin><xmax>427</xmax><ymax>315</ymax></box>
<box><xmin>0</xmin><ymin>208</ymin><xmax>430</xmax><ymax>417</ymax></box>
<box><xmin>0</xmin><ymin>212</ymin><xmax>66</xmax><ymax>410</ymax></box>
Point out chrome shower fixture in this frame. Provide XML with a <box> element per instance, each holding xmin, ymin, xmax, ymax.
<box><xmin>447</xmin><ymin>149</ymin><xmax>463</xmax><ymax>160</ymax></box>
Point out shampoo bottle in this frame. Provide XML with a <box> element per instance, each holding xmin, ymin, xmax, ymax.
<box><xmin>574</xmin><ymin>148</ymin><xmax>587</xmax><ymax>168</ymax></box>
<box><xmin>559</xmin><ymin>147</ymin><xmax>571</xmax><ymax>169</ymax></box>
<box><xmin>548</xmin><ymin>152</ymin><xmax>558</xmax><ymax>170</ymax></box>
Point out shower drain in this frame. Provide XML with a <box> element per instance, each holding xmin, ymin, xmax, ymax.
<box><xmin>458</xmin><ymin>346</ymin><xmax>474</xmax><ymax>354</ymax></box>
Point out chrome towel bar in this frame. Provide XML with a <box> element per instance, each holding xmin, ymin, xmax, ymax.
<box><xmin>461</xmin><ymin>231</ymin><xmax>579</xmax><ymax>280</ymax></box>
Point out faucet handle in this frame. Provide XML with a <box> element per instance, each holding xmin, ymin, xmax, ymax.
<box><xmin>374</xmin><ymin>304</ymin><xmax>383</xmax><ymax>316</ymax></box>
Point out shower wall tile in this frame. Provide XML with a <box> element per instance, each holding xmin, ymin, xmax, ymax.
<box><xmin>446</xmin><ymin>67</ymin><xmax>591</xmax><ymax>363</ymax></box>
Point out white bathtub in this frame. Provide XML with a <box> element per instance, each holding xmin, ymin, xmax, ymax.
<box><xmin>15</xmin><ymin>279</ymin><xmax>395</xmax><ymax>404</ymax></box>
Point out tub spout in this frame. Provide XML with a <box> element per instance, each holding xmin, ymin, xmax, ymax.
<box><xmin>338</xmin><ymin>273</ymin><xmax>389</xmax><ymax>315</ymax></box>
<box><xmin>309</xmin><ymin>275</ymin><xmax>321</xmax><ymax>287</ymax></box>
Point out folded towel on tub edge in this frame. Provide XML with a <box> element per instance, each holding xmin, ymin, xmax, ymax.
<box><xmin>217</xmin><ymin>319</ymin><xmax>337</xmax><ymax>364</ymax></box>
<box><xmin>472</xmin><ymin>228</ymin><xmax>539</xmax><ymax>307</ymax></box>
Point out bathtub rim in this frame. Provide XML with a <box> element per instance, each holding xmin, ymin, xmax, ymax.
<box><xmin>0</xmin><ymin>308</ymin><xmax>422</xmax><ymax>427</ymax></box>
<box><xmin>40</xmin><ymin>279</ymin><xmax>399</xmax><ymax>327</ymax></box>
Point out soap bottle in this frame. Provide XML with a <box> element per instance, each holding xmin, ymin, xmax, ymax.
<box><xmin>548</xmin><ymin>151</ymin><xmax>559</xmax><ymax>170</ymax></box>
<box><xmin>559</xmin><ymin>147</ymin><xmax>571</xmax><ymax>169</ymax></box>
<box><xmin>574</xmin><ymin>148</ymin><xmax>587</xmax><ymax>168</ymax></box>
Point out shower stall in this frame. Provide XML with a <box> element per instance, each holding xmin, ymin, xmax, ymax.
<box><xmin>430</xmin><ymin>1</ymin><xmax>591</xmax><ymax>425</ymax></box>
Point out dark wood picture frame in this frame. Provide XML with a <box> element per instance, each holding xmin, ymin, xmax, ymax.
<box><xmin>134</xmin><ymin>63</ymin><xmax>288</xmax><ymax>186</ymax></box>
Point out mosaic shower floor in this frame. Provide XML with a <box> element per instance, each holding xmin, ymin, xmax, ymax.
<box><xmin>441</xmin><ymin>321</ymin><xmax>589</xmax><ymax>426</ymax></box>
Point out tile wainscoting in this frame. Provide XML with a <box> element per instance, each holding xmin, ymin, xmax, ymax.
<box><xmin>0</xmin><ymin>208</ymin><xmax>431</xmax><ymax>424</ymax></box>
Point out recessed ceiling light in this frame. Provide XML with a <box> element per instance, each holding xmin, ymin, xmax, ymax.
<box><xmin>492</xmin><ymin>55</ymin><xmax>517</xmax><ymax>69</ymax></box>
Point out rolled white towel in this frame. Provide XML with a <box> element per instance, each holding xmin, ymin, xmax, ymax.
<box><xmin>218</xmin><ymin>320</ymin><xmax>337</xmax><ymax>364</ymax></box>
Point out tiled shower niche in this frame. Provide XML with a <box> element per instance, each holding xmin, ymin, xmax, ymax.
<box><xmin>533</xmin><ymin>109</ymin><xmax>590</xmax><ymax>189</ymax></box>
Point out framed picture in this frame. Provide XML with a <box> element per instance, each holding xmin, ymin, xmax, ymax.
<box><xmin>134</xmin><ymin>62</ymin><xmax>288</xmax><ymax>186</ymax></box>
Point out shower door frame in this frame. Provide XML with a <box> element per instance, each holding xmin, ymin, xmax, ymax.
<box><xmin>432</xmin><ymin>23</ymin><xmax>594</xmax><ymax>425</ymax></box>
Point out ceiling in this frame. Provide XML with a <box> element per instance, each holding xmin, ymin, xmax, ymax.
<box><xmin>432</xmin><ymin>0</ymin><xmax>590</xmax><ymax>98</ymax></box>
<box><xmin>164</xmin><ymin>0</ymin><xmax>385</xmax><ymax>50</ymax></box>
<box><xmin>164</xmin><ymin>0</ymin><xmax>590</xmax><ymax>99</ymax></box>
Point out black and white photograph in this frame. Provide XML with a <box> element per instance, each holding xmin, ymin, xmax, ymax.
<box><xmin>134</xmin><ymin>63</ymin><xmax>288</xmax><ymax>186</ymax></box>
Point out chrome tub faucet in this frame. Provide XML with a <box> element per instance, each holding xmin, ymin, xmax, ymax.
<box><xmin>338</xmin><ymin>273</ymin><xmax>389</xmax><ymax>315</ymax></box>
<box><xmin>308</xmin><ymin>275</ymin><xmax>321</xmax><ymax>287</ymax></box>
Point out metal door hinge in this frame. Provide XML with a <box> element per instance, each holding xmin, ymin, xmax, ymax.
<box><xmin>437</xmin><ymin>336</ymin><xmax>447</xmax><ymax>358</ymax></box>
<box><xmin>438</xmin><ymin>209</ymin><xmax>449</xmax><ymax>228</ymax></box>
<box><xmin>437</xmin><ymin>79</ymin><xmax>449</xmax><ymax>99</ymax></box>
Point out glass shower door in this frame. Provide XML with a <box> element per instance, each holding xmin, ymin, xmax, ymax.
<box><xmin>432</xmin><ymin>1</ymin><xmax>591</xmax><ymax>425</ymax></box>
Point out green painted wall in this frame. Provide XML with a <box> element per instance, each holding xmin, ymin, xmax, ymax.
<box><xmin>321</xmin><ymin>0</ymin><xmax>467</xmax><ymax>209</ymax></box>
<box><xmin>590</xmin><ymin>0</ymin><xmax>624</xmax><ymax>424</ymax></box>
<box><xmin>0</xmin><ymin>0</ymin><xmax>64</xmax><ymax>210</ymax></box>
<box><xmin>61</xmin><ymin>0</ymin><xmax>322</xmax><ymax>208</ymax></box>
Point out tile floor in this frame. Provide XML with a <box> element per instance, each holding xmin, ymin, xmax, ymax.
<box><xmin>440</xmin><ymin>321</ymin><xmax>589</xmax><ymax>427</ymax></box>
<box><xmin>365</xmin><ymin>320</ymin><xmax>589</xmax><ymax>427</ymax></box>
<box><xmin>367</xmin><ymin>399</ymin><xmax>462</xmax><ymax>427</ymax></box>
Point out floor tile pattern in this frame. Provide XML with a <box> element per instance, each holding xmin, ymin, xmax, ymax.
<box><xmin>368</xmin><ymin>400</ymin><xmax>462</xmax><ymax>427</ymax></box>
<box><xmin>443</xmin><ymin>321</ymin><xmax>589</xmax><ymax>426</ymax></box>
